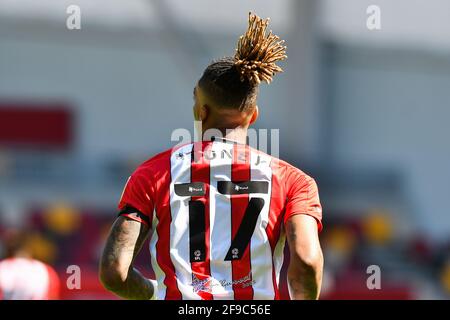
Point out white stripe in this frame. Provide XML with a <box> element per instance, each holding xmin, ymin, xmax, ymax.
<box><xmin>208</xmin><ymin>141</ymin><xmax>234</xmax><ymax>299</ymax></box>
<box><xmin>249</xmin><ymin>150</ymin><xmax>275</xmax><ymax>299</ymax></box>
<box><xmin>169</xmin><ymin>143</ymin><xmax>201</xmax><ymax>300</ymax></box>
<box><xmin>149</xmin><ymin>209</ymin><xmax>167</xmax><ymax>300</ymax></box>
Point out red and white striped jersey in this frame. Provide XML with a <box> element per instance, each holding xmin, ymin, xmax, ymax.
<box><xmin>0</xmin><ymin>258</ymin><xmax>60</xmax><ymax>300</ymax></box>
<box><xmin>118</xmin><ymin>139</ymin><xmax>322</xmax><ymax>300</ymax></box>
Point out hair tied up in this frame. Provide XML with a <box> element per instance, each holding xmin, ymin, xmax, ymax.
<box><xmin>234</xmin><ymin>12</ymin><xmax>287</xmax><ymax>85</ymax></box>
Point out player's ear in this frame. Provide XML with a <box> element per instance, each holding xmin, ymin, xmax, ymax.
<box><xmin>193</xmin><ymin>106</ymin><xmax>198</xmax><ymax>120</ymax></box>
<box><xmin>193</xmin><ymin>104</ymin><xmax>208</xmax><ymax>122</ymax></box>
<box><xmin>249</xmin><ymin>105</ymin><xmax>259</xmax><ymax>125</ymax></box>
<box><xmin>199</xmin><ymin>104</ymin><xmax>209</xmax><ymax>122</ymax></box>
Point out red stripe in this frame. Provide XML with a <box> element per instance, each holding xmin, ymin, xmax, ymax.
<box><xmin>155</xmin><ymin>150</ymin><xmax>182</xmax><ymax>300</ymax></box>
<box><xmin>265</xmin><ymin>159</ymin><xmax>283</xmax><ymax>299</ymax></box>
<box><xmin>230</xmin><ymin>144</ymin><xmax>253</xmax><ymax>299</ymax></box>
<box><xmin>190</xmin><ymin>141</ymin><xmax>213</xmax><ymax>300</ymax></box>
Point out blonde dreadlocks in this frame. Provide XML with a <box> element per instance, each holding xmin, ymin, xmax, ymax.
<box><xmin>234</xmin><ymin>12</ymin><xmax>287</xmax><ymax>85</ymax></box>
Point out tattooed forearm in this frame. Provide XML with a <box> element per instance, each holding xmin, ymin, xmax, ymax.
<box><xmin>285</xmin><ymin>215</ymin><xmax>323</xmax><ymax>300</ymax></box>
<box><xmin>99</xmin><ymin>216</ymin><xmax>154</xmax><ymax>300</ymax></box>
<box><xmin>287</xmin><ymin>260</ymin><xmax>321</xmax><ymax>300</ymax></box>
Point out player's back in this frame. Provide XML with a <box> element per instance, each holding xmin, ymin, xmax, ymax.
<box><xmin>119</xmin><ymin>138</ymin><xmax>322</xmax><ymax>300</ymax></box>
<box><xmin>0</xmin><ymin>257</ymin><xmax>60</xmax><ymax>300</ymax></box>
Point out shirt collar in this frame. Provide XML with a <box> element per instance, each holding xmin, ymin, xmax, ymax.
<box><xmin>210</xmin><ymin>136</ymin><xmax>246</xmax><ymax>145</ymax></box>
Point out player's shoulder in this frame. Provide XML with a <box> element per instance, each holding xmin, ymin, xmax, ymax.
<box><xmin>251</xmin><ymin>147</ymin><xmax>315</xmax><ymax>184</ymax></box>
<box><xmin>131</xmin><ymin>143</ymin><xmax>191</xmax><ymax>175</ymax></box>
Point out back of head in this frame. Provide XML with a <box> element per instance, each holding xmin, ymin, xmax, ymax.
<box><xmin>2</xmin><ymin>229</ymin><xmax>30</xmax><ymax>259</ymax></box>
<box><xmin>198</xmin><ymin>13</ymin><xmax>287</xmax><ymax>112</ymax></box>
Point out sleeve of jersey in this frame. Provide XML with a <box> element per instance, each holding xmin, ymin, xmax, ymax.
<box><xmin>117</xmin><ymin>171</ymin><xmax>155</xmax><ymax>227</ymax></box>
<box><xmin>284</xmin><ymin>172</ymin><xmax>323</xmax><ymax>232</ymax></box>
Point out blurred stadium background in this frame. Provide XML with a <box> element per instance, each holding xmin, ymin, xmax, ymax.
<box><xmin>0</xmin><ymin>0</ymin><xmax>449</xmax><ymax>299</ymax></box>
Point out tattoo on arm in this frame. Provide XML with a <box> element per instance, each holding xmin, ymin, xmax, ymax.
<box><xmin>285</xmin><ymin>217</ymin><xmax>323</xmax><ymax>300</ymax></box>
<box><xmin>100</xmin><ymin>216</ymin><xmax>154</xmax><ymax>300</ymax></box>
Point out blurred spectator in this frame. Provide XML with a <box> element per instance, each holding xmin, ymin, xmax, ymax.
<box><xmin>0</xmin><ymin>229</ymin><xmax>60</xmax><ymax>300</ymax></box>
<box><xmin>362</xmin><ymin>210</ymin><xmax>394</xmax><ymax>246</ymax></box>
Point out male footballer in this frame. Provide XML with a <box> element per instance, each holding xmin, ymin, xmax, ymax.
<box><xmin>100</xmin><ymin>13</ymin><xmax>323</xmax><ymax>300</ymax></box>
